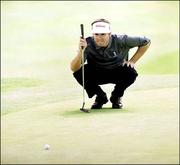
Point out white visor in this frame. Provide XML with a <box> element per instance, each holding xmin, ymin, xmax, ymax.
<box><xmin>91</xmin><ymin>22</ymin><xmax>111</xmax><ymax>33</ymax></box>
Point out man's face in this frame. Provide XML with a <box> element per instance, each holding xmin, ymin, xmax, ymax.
<box><xmin>93</xmin><ymin>33</ymin><xmax>111</xmax><ymax>47</ymax></box>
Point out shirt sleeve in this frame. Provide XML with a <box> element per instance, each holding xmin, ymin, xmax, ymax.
<box><xmin>119</xmin><ymin>35</ymin><xmax>150</xmax><ymax>48</ymax></box>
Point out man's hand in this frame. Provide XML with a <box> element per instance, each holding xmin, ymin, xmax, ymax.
<box><xmin>129</xmin><ymin>42</ymin><xmax>151</xmax><ymax>64</ymax></box>
<box><xmin>122</xmin><ymin>61</ymin><xmax>135</xmax><ymax>68</ymax></box>
<box><xmin>122</xmin><ymin>42</ymin><xmax>151</xmax><ymax>69</ymax></box>
<box><xmin>79</xmin><ymin>37</ymin><xmax>87</xmax><ymax>51</ymax></box>
<box><xmin>70</xmin><ymin>37</ymin><xmax>87</xmax><ymax>72</ymax></box>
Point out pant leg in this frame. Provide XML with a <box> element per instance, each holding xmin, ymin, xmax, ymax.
<box><xmin>111</xmin><ymin>65</ymin><xmax>138</xmax><ymax>97</ymax></box>
<box><xmin>73</xmin><ymin>64</ymin><xmax>105</xmax><ymax>98</ymax></box>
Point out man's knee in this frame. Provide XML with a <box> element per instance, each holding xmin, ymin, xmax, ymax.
<box><xmin>129</xmin><ymin>67</ymin><xmax>138</xmax><ymax>79</ymax></box>
<box><xmin>73</xmin><ymin>65</ymin><xmax>95</xmax><ymax>85</ymax></box>
<box><xmin>123</xmin><ymin>66</ymin><xmax>138</xmax><ymax>83</ymax></box>
<box><xmin>73</xmin><ymin>68</ymin><xmax>83</xmax><ymax>85</ymax></box>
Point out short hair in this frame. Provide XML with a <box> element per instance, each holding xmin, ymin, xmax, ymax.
<box><xmin>91</xmin><ymin>18</ymin><xmax>110</xmax><ymax>26</ymax></box>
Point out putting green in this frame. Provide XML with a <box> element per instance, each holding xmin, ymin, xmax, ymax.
<box><xmin>1</xmin><ymin>87</ymin><xmax>179</xmax><ymax>164</ymax></box>
<box><xmin>1</xmin><ymin>1</ymin><xmax>179</xmax><ymax>164</ymax></box>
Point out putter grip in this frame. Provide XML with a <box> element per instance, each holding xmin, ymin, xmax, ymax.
<box><xmin>80</xmin><ymin>24</ymin><xmax>84</xmax><ymax>49</ymax></box>
<box><xmin>80</xmin><ymin>24</ymin><xmax>84</xmax><ymax>38</ymax></box>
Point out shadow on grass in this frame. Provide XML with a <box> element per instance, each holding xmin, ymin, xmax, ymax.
<box><xmin>62</xmin><ymin>107</ymin><xmax>133</xmax><ymax>117</ymax></box>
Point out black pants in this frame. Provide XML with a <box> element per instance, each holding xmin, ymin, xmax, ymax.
<box><xmin>73</xmin><ymin>64</ymin><xmax>138</xmax><ymax>98</ymax></box>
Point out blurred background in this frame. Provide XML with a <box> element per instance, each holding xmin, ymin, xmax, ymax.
<box><xmin>1</xmin><ymin>1</ymin><xmax>179</xmax><ymax>114</ymax></box>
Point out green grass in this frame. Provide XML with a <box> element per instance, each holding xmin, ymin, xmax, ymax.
<box><xmin>1</xmin><ymin>1</ymin><xmax>179</xmax><ymax>164</ymax></box>
<box><xmin>138</xmin><ymin>51</ymin><xmax>179</xmax><ymax>74</ymax></box>
<box><xmin>1</xmin><ymin>88</ymin><xmax>179</xmax><ymax>164</ymax></box>
<box><xmin>1</xmin><ymin>78</ymin><xmax>44</xmax><ymax>92</ymax></box>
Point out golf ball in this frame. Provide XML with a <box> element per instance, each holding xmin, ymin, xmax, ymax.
<box><xmin>44</xmin><ymin>144</ymin><xmax>50</xmax><ymax>150</ymax></box>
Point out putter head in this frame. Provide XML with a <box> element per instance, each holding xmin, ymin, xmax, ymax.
<box><xmin>80</xmin><ymin>108</ymin><xmax>90</xmax><ymax>113</ymax></box>
<box><xmin>80</xmin><ymin>102</ymin><xmax>90</xmax><ymax>113</ymax></box>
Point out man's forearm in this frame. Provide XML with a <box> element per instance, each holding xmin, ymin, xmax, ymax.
<box><xmin>70</xmin><ymin>50</ymin><xmax>83</xmax><ymax>72</ymax></box>
<box><xmin>130</xmin><ymin>42</ymin><xmax>151</xmax><ymax>63</ymax></box>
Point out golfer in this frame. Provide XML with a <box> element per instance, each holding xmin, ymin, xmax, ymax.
<box><xmin>71</xmin><ymin>18</ymin><xmax>151</xmax><ymax>109</ymax></box>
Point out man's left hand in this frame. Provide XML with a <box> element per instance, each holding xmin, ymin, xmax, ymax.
<box><xmin>122</xmin><ymin>61</ymin><xmax>135</xmax><ymax>68</ymax></box>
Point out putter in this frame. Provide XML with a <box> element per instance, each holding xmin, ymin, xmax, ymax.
<box><xmin>80</xmin><ymin>24</ymin><xmax>90</xmax><ymax>113</ymax></box>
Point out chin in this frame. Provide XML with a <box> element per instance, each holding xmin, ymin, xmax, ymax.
<box><xmin>97</xmin><ymin>43</ymin><xmax>106</xmax><ymax>47</ymax></box>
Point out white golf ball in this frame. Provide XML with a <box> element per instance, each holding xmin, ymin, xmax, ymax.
<box><xmin>44</xmin><ymin>144</ymin><xmax>50</xmax><ymax>150</ymax></box>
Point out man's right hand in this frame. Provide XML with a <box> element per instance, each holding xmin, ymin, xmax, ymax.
<box><xmin>79</xmin><ymin>37</ymin><xmax>87</xmax><ymax>51</ymax></box>
<box><xmin>70</xmin><ymin>37</ymin><xmax>87</xmax><ymax>72</ymax></box>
